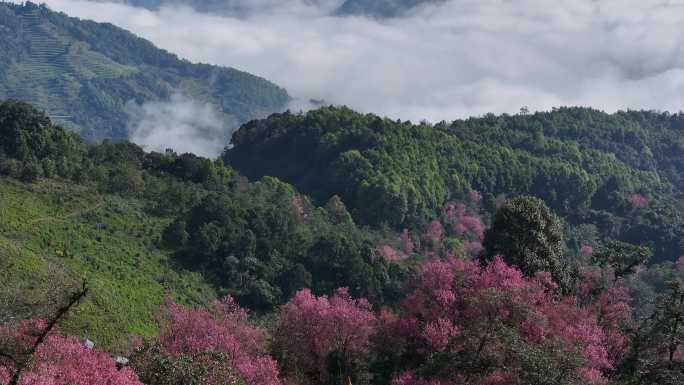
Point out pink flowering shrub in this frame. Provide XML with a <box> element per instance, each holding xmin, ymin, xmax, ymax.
<box><xmin>274</xmin><ymin>288</ymin><xmax>376</xmax><ymax>384</ymax></box>
<box><xmin>377</xmin><ymin>229</ymin><xmax>415</xmax><ymax>264</ymax></box>
<box><xmin>381</xmin><ymin>257</ymin><xmax>630</xmax><ymax>385</ymax></box>
<box><xmin>439</xmin><ymin>194</ymin><xmax>485</xmax><ymax>257</ymax></box>
<box><xmin>154</xmin><ymin>297</ymin><xmax>281</xmax><ymax>385</ymax></box>
<box><xmin>392</xmin><ymin>372</ymin><xmax>449</xmax><ymax>385</ymax></box>
<box><xmin>377</xmin><ymin>245</ymin><xmax>409</xmax><ymax>263</ymax></box>
<box><xmin>0</xmin><ymin>320</ymin><xmax>142</xmax><ymax>385</ymax></box>
<box><xmin>624</xmin><ymin>192</ymin><xmax>649</xmax><ymax>209</ymax></box>
<box><xmin>378</xmin><ymin>229</ymin><xmax>417</xmax><ymax>263</ymax></box>
<box><xmin>468</xmin><ymin>190</ymin><xmax>482</xmax><ymax>204</ymax></box>
<box><xmin>677</xmin><ymin>256</ymin><xmax>684</xmax><ymax>272</ymax></box>
<box><xmin>462</xmin><ymin>240</ymin><xmax>484</xmax><ymax>255</ymax></box>
<box><xmin>423</xmin><ymin>220</ymin><xmax>444</xmax><ymax>246</ymax></box>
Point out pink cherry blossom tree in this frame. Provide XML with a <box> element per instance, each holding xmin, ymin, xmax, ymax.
<box><xmin>274</xmin><ymin>288</ymin><xmax>376</xmax><ymax>385</ymax></box>
<box><xmin>423</xmin><ymin>220</ymin><xmax>445</xmax><ymax>250</ymax></box>
<box><xmin>145</xmin><ymin>297</ymin><xmax>281</xmax><ymax>385</ymax></box>
<box><xmin>380</xmin><ymin>257</ymin><xmax>630</xmax><ymax>385</ymax></box>
<box><xmin>0</xmin><ymin>320</ymin><xmax>141</xmax><ymax>385</ymax></box>
<box><xmin>624</xmin><ymin>192</ymin><xmax>649</xmax><ymax>209</ymax></box>
<box><xmin>677</xmin><ymin>256</ymin><xmax>684</xmax><ymax>272</ymax></box>
<box><xmin>377</xmin><ymin>245</ymin><xmax>408</xmax><ymax>263</ymax></box>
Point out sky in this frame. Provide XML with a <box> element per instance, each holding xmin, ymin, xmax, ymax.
<box><xmin>12</xmin><ymin>0</ymin><xmax>684</xmax><ymax>153</ymax></box>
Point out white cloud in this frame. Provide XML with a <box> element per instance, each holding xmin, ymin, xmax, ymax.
<box><xmin>19</xmin><ymin>0</ymin><xmax>684</xmax><ymax>125</ymax></box>
<box><xmin>126</xmin><ymin>93</ymin><xmax>236</xmax><ymax>157</ymax></box>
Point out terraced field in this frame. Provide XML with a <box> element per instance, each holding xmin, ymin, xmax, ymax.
<box><xmin>5</xmin><ymin>7</ymin><xmax>74</xmax><ymax>121</ymax></box>
<box><xmin>3</xmin><ymin>6</ymin><xmax>142</xmax><ymax>128</ymax></box>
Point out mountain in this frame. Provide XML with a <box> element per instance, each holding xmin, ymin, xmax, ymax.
<box><xmin>84</xmin><ymin>0</ymin><xmax>340</xmax><ymax>17</ymax></box>
<box><xmin>335</xmin><ymin>0</ymin><xmax>446</xmax><ymax>17</ymax></box>
<box><xmin>85</xmin><ymin>0</ymin><xmax>445</xmax><ymax>18</ymax></box>
<box><xmin>225</xmin><ymin>106</ymin><xmax>684</xmax><ymax>264</ymax></box>
<box><xmin>86</xmin><ymin>0</ymin><xmax>255</xmax><ymax>15</ymax></box>
<box><xmin>0</xmin><ymin>1</ymin><xmax>289</xmax><ymax>142</ymax></box>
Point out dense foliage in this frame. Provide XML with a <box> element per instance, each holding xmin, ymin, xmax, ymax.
<box><xmin>165</xmin><ymin>180</ymin><xmax>405</xmax><ymax>310</ymax></box>
<box><xmin>274</xmin><ymin>288</ymin><xmax>376</xmax><ymax>385</ymax></box>
<box><xmin>383</xmin><ymin>257</ymin><xmax>630</xmax><ymax>385</ymax></box>
<box><xmin>225</xmin><ymin>106</ymin><xmax>684</xmax><ymax>263</ymax></box>
<box><xmin>482</xmin><ymin>196</ymin><xmax>570</xmax><ymax>290</ymax></box>
<box><xmin>0</xmin><ymin>1</ymin><xmax>288</xmax><ymax>141</ymax></box>
<box><xmin>0</xmin><ymin>101</ymin><xmax>404</xmax><ymax>318</ymax></box>
<box><xmin>0</xmin><ymin>100</ymin><xmax>86</xmax><ymax>181</ymax></box>
<box><xmin>134</xmin><ymin>297</ymin><xmax>280</xmax><ymax>385</ymax></box>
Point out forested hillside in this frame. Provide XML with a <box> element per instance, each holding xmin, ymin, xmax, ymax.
<box><xmin>0</xmin><ymin>100</ymin><xmax>403</xmax><ymax>348</ymax></box>
<box><xmin>0</xmin><ymin>1</ymin><xmax>288</xmax><ymax>141</ymax></box>
<box><xmin>226</xmin><ymin>106</ymin><xmax>684</xmax><ymax>263</ymax></box>
<box><xmin>2</xmin><ymin>100</ymin><xmax>684</xmax><ymax>384</ymax></box>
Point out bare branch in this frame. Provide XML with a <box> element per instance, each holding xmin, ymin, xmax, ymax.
<box><xmin>0</xmin><ymin>351</ymin><xmax>17</xmax><ymax>365</ymax></box>
<box><xmin>7</xmin><ymin>280</ymin><xmax>88</xmax><ymax>385</ymax></box>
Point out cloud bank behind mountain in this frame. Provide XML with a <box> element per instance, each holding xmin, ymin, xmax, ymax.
<box><xmin>19</xmin><ymin>0</ymin><xmax>684</xmax><ymax>124</ymax></box>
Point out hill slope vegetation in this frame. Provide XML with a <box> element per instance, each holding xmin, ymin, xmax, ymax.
<box><xmin>2</xmin><ymin>101</ymin><xmax>684</xmax><ymax>384</ymax></box>
<box><xmin>225</xmin><ymin>106</ymin><xmax>684</xmax><ymax>263</ymax></box>
<box><xmin>0</xmin><ymin>100</ymin><xmax>405</xmax><ymax>349</ymax></box>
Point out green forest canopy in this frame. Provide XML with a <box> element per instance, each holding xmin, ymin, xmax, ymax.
<box><xmin>225</xmin><ymin>106</ymin><xmax>684</xmax><ymax>263</ymax></box>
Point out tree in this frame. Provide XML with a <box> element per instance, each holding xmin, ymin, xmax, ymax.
<box><xmin>482</xmin><ymin>196</ymin><xmax>569</xmax><ymax>290</ymax></box>
<box><xmin>324</xmin><ymin>195</ymin><xmax>353</xmax><ymax>225</ymax></box>
<box><xmin>148</xmin><ymin>297</ymin><xmax>280</xmax><ymax>385</ymax></box>
<box><xmin>132</xmin><ymin>345</ymin><xmax>245</xmax><ymax>385</ymax></box>
<box><xmin>382</xmin><ymin>257</ymin><xmax>628</xmax><ymax>385</ymax></box>
<box><xmin>0</xmin><ymin>281</ymin><xmax>139</xmax><ymax>385</ymax></box>
<box><xmin>0</xmin><ymin>322</ymin><xmax>141</xmax><ymax>385</ymax></box>
<box><xmin>107</xmin><ymin>165</ymin><xmax>145</xmax><ymax>194</ymax></box>
<box><xmin>591</xmin><ymin>240</ymin><xmax>652</xmax><ymax>278</ymax></box>
<box><xmin>630</xmin><ymin>280</ymin><xmax>684</xmax><ymax>384</ymax></box>
<box><xmin>0</xmin><ymin>100</ymin><xmax>85</xmax><ymax>180</ymax></box>
<box><xmin>274</xmin><ymin>288</ymin><xmax>377</xmax><ymax>385</ymax></box>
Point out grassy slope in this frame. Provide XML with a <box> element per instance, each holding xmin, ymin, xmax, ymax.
<box><xmin>0</xmin><ymin>177</ymin><xmax>216</xmax><ymax>352</ymax></box>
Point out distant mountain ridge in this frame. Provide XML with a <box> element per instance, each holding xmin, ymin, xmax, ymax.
<box><xmin>336</xmin><ymin>0</ymin><xmax>446</xmax><ymax>17</ymax></box>
<box><xmin>84</xmin><ymin>0</ymin><xmax>446</xmax><ymax>18</ymax></box>
<box><xmin>0</xmin><ymin>1</ymin><xmax>289</xmax><ymax>142</ymax></box>
<box><xmin>86</xmin><ymin>0</ymin><xmax>259</xmax><ymax>15</ymax></box>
